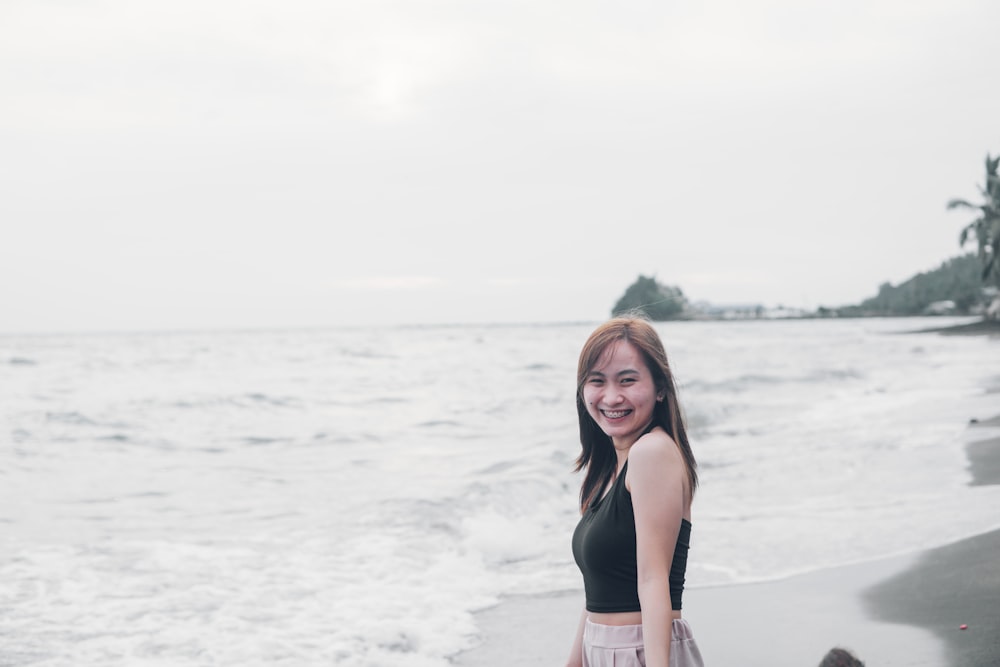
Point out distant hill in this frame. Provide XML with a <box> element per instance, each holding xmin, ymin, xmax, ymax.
<box><xmin>612</xmin><ymin>275</ymin><xmax>689</xmax><ymax>320</ymax></box>
<box><xmin>830</xmin><ymin>254</ymin><xmax>994</xmax><ymax>317</ymax></box>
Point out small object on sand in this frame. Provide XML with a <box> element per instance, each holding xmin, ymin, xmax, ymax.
<box><xmin>960</xmin><ymin>624</ymin><xmax>968</xmax><ymax>630</ymax></box>
<box><xmin>969</xmin><ymin>418</ymin><xmax>979</xmax><ymax>424</ymax></box>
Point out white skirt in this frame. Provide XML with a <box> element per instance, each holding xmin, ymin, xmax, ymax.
<box><xmin>582</xmin><ymin>617</ymin><xmax>704</xmax><ymax>667</ymax></box>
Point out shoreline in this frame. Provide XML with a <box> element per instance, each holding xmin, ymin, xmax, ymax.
<box><xmin>454</xmin><ymin>522</ymin><xmax>1000</xmax><ymax>666</ymax></box>
<box><xmin>863</xmin><ymin>528</ymin><xmax>1000</xmax><ymax>667</ymax></box>
<box><xmin>451</xmin><ymin>551</ymin><xmax>946</xmax><ymax>667</ymax></box>
<box><xmin>910</xmin><ymin>317</ymin><xmax>1000</xmax><ymax>336</ymax></box>
<box><xmin>453</xmin><ymin>527</ymin><xmax>1000</xmax><ymax>667</ymax></box>
<box><xmin>966</xmin><ymin>415</ymin><xmax>1000</xmax><ymax>486</ymax></box>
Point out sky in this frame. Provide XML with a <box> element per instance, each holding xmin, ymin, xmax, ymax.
<box><xmin>2</xmin><ymin>0</ymin><xmax>999</xmax><ymax>332</ymax></box>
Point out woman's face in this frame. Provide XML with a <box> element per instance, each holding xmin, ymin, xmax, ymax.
<box><xmin>582</xmin><ymin>340</ymin><xmax>660</xmax><ymax>449</ymax></box>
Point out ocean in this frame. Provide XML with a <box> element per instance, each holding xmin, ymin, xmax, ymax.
<box><xmin>2</xmin><ymin>317</ymin><xmax>998</xmax><ymax>666</ymax></box>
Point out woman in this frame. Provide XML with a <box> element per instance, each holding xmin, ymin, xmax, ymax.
<box><xmin>567</xmin><ymin>317</ymin><xmax>704</xmax><ymax>667</ymax></box>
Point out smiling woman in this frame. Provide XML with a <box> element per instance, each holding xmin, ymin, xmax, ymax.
<box><xmin>567</xmin><ymin>316</ymin><xmax>703</xmax><ymax>667</ymax></box>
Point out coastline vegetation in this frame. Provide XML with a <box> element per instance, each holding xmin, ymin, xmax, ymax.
<box><xmin>830</xmin><ymin>253</ymin><xmax>994</xmax><ymax>317</ymax></box>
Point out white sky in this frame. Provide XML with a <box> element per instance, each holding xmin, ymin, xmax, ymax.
<box><xmin>2</xmin><ymin>0</ymin><xmax>998</xmax><ymax>332</ymax></box>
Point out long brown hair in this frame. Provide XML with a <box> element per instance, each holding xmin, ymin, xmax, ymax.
<box><xmin>574</xmin><ymin>316</ymin><xmax>697</xmax><ymax>511</ymax></box>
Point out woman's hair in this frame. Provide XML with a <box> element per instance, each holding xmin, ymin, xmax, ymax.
<box><xmin>574</xmin><ymin>316</ymin><xmax>697</xmax><ymax>511</ymax></box>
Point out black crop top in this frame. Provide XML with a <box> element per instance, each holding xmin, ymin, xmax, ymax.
<box><xmin>571</xmin><ymin>460</ymin><xmax>691</xmax><ymax>612</ymax></box>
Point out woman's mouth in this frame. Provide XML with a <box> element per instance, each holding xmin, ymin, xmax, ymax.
<box><xmin>601</xmin><ymin>409</ymin><xmax>632</xmax><ymax>420</ymax></box>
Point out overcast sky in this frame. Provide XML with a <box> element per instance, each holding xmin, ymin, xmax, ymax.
<box><xmin>3</xmin><ymin>0</ymin><xmax>998</xmax><ymax>332</ymax></box>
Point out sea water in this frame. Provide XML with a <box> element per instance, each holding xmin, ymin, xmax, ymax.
<box><xmin>1</xmin><ymin>318</ymin><xmax>998</xmax><ymax>666</ymax></box>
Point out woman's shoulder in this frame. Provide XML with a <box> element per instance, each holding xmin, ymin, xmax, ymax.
<box><xmin>629</xmin><ymin>427</ymin><xmax>679</xmax><ymax>464</ymax></box>
<box><xmin>626</xmin><ymin>429</ymin><xmax>687</xmax><ymax>488</ymax></box>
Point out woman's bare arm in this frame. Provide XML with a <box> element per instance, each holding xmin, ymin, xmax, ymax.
<box><xmin>628</xmin><ymin>431</ymin><xmax>688</xmax><ymax>667</ymax></box>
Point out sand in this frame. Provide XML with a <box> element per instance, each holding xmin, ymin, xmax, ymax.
<box><xmin>910</xmin><ymin>318</ymin><xmax>1000</xmax><ymax>337</ymax></box>
<box><xmin>864</xmin><ymin>529</ymin><xmax>1000</xmax><ymax>667</ymax></box>
<box><xmin>452</xmin><ymin>552</ymin><xmax>948</xmax><ymax>667</ymax></box>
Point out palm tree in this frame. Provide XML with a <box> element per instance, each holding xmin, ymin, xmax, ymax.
<box><xmin>948</xmin><ymin>154</ymin><xmax>1000</xmax><ymax>283</ymax></box>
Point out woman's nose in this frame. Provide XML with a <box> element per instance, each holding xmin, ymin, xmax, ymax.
<box><xmin>604</xmin><ymin>386</ymin><xmax>624</xmax><ymax>404</ymax></box>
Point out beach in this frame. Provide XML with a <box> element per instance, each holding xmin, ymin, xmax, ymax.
<box><xmin>452</xmin><ymin>326</ymin><xmax>1000</xmax><ymax>667</ymax></box>
<box><xmin>452</xmin><ymin>554</ymin><xmax>938</xmax><ymax>666</ymax></box>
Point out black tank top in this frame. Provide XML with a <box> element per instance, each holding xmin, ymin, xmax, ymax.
<box><xmin>571</xmin><ymin>460</ymin><xmax>691</xmax><ymax>612</ymax></box>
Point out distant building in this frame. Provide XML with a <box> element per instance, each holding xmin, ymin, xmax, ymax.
<box><xmin>923</xmin><ymin>300</ymin><xmax>957</xmax><ymax>315</ymax></box>
<box><xmin>690</xmin><ymin>302</ymin><xmax>765</xmax><ymax>320</ymax></box>
<box><xmin>760</xmin><ymin>306</ymin><xmax>810</xmax><ymax>319</ymax></box>
<box><xmin>688</xmin><ymin>302</ymin><xmax>811</xmax><ymax>320</ymax></box>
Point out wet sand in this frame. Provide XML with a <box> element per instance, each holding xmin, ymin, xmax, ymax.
<box><xmin>454</xmin><ymin>511</ymin><xmax>999</xmax><ymax>667</ymax></box>
<box><xmin>911</xmin><ymin>318</ymin><xmax>1000</xmax><ymax>337</ymax></box>
<box><xmin>863</xmin><ymin>528</ymin><xmax>1000</xmax><ymax>667</ymax></box>
<box><xmin>452</xmin><ymin>552</ymin><xmax>947</xmax><ymax>667</ymax></box>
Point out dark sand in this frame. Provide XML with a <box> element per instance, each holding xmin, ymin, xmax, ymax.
<box><xmin>911</xmin><ymin>318</ymin><xmax>1000</xmax><ymax>337</ymax></box>
<box><xmin>864</xmin><ymin>529</ymin><xmax>1000</xmax><ymax>667</ymax></box>
<box><xmin>966</xmin><ymin>426</ymin><xmax>1000</xmax><ymax>487</ymax></box>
